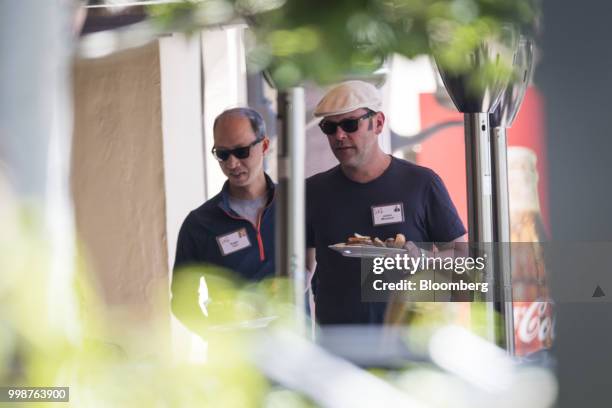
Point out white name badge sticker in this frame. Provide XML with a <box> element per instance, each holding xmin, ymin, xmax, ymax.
<box><xmin>371</xmin><ymin>203</ymin><xmax>405</xmax><ymax>226</ymax></box>
<box><xmin>216</xmin><ymin>228</ymin><xmax>251</xmax><ymax>256</ymax></box>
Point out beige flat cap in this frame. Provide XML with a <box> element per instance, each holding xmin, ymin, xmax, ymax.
<box><xmin>313</xmin><ymin>80</ymin><xmax>382</xmax><ymax>117</ymax></box>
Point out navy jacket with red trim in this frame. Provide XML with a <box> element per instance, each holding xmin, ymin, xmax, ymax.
<box><xmin>171</xmin><ymin>175</ymin><xmax>276</xmax><ymax>335</ymax></box>
<box><xmin>173</xmin><ymin>174</ymin><xmax>276</xmax><ymax>280</ymax></box>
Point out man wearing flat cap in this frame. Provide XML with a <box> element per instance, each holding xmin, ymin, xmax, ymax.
<box><xmin>305</xmin><ymin>80</ymin><xmax>467</xmax><ymax>325</ymax></box>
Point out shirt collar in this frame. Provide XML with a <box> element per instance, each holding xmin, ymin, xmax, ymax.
<box><xmin>218</xmin><ymin>173</ymin><xmax>276</xmax><ymax>213</ymax></box>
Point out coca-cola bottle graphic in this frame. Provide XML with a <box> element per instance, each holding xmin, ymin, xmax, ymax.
<box><xmin>508</xmin><ymin>146</ymin><xmax>554</xmax><ymax>356</ymax></box>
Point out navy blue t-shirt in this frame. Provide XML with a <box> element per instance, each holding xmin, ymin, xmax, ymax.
<box><xmin>306</xmin><ymin>156</ymin><xmax>466</xmax><ymax>325</ymax></box>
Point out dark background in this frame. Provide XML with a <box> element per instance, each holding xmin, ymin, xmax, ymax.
<box><xmin>537</xmin><ymin>0</ymin><xmax>612</xmax><ymax>406</ymax></box>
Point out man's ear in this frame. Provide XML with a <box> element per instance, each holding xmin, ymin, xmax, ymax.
<box><xmin>374</xmin><ymin>112</ymin><xmax>386</xmax><ymax>134</ymax></box>
<box><xmin>262</xmin><ymin>137</ymin><xmax>270</xmax><ymax>154</ymax></box>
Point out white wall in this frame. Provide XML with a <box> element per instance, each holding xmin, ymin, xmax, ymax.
<box><xmin>159</xmin><ymin>33</ymin><xmax>208</xmax><ymax>362</ymax></box>
<box><xmin>159</xmin><ymin>33</ymin><xmax>206</xmax><ymax>273</ymax></box>
<box><xmin>201</xmin><ymin>26</ymin><xmax>248</xmax><ymax>198</ymax></box>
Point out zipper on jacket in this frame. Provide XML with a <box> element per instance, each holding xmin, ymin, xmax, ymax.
<box><xmin>219</xmin><ymin>187</ymin><xmax>275</xmax><ymax>262</ymax></box>
<box><xmin>220</xmin><ymin>207</ymin><xmax>268</xmax><ymax>262</ymax></box>
<box><xmin>255</xmin><ymin>212</ymin><xmax>265</xmax><ymax>261</ymax></box>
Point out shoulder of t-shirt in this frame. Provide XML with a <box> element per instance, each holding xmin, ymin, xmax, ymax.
<box><xmin>391</xmin><ymin>156</ymin><xmax>439</xmax><ymax>183</ymax></box>
<box><xmin>306</xmin><ymin>165</ymin><xmax>341</xmax><ymax>189</ymax></box>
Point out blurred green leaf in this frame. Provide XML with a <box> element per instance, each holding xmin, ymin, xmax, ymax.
<box><xmin>147</xmin><ymin>0</ymin><xmax>538</xmax><ymax>88</ymax></box>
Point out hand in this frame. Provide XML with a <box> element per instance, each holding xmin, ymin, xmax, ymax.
<box><xmin>403</xmin><ymin>240</ymin><xmax>423</xmax><ymax>259</ymax></box>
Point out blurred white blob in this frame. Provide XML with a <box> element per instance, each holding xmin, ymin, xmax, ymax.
<box><xmin>198</xmin><ymin>276</ymin><xmax>210</xmax><ymax>317</ymax></box>
<box><xmin>85</xmin><ymin>0</ymin><xmax>182</xmax><ymax>11</ymax></box>
<box><xmin>78</xmin><ymin>22</ymin><xmax>156</xmax><ymax>59</ymax></box>
<box><xmin>430</xmin><ymin>325</ymin><xmax>514</xmax><ymax>392</ymax></box>
<box><xmin>253</xmin><ymin>330</ymin><xmax>427</xmax><ymax>408</ymax></box>
<box><xmin>429</xmin><ymin>325</ymin><xmax>557</xmax><ymax>407</ymax></box>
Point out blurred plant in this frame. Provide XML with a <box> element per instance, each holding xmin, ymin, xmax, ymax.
<box><xmin>170</xmin><ymin>264</ymin><xmax>298</xmax><ymax>337</ymax></box>
<box><xmin>0</xmin><ymin>171</ymin><xmax>314</xmax><ymax>406</ymax></box>
<box><xmin>0</xmin><ymin>170</ymin><xmax>556</xmax><ymax>407</ymax></box>
<box><xmin>147</xmin><ymin>0</ymin><xmax>540</xmax><ymax>89</ymax></box>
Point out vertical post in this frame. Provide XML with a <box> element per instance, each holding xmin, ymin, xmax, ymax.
<box><xmin>436</xmin><ymin>31</ymin><xmax>523</xmax><ymax>352</ymax></box>
<box><xmin>276</xmin><ymin>88</ymin><xmax>306</xmax><ymax>333</ymax></box>
<box><xmin>464</xmin><ymin>113</ymin><xmax>498</xmax><ymax>345</ymax></box>
<box><xmin>487</xmin><ymin>35</ymin><xmax>535</xmax><ymax>356</ymax></box>
<box><xmin>464</xmin><ymin>113</ymin><xmax>494</xmax><ymax>244</ymax></box>
<box><xmin>491</xmin><ymin>127</ymin><xmax>515</xmax><ymax>355</ymax></box>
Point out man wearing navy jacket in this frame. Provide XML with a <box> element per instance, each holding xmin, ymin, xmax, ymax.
<box><xmin>172</xmin><ymin>107</ymin><xmax>275</xmax><ymax>334</ymax></box>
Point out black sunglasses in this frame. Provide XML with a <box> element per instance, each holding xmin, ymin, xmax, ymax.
<box><xmin>318</xmin><ymin>111</ymin><xmax>376</xmax><ymax>135</ymax></box>
<box><xmin>212</xmin><ymin>138</ymin><xmax>264</xmax><ymax>162</ymax></box>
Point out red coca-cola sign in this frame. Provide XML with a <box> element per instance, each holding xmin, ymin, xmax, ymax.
<box><xmin>514</xmin><ymin>301</ymin><xmax>554</xmax><ymax>356</ymax></box>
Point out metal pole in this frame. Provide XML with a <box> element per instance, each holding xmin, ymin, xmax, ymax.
<box><xmin>436</xmin><ymin>30</ymin><xmax>524</xmax><ymax>351</ymax></box>
<box><xmin>464</xmin><ymin>113</ymin><xmax>494</xmax><ymax>244</ymax></box>
<box><xmin>491</xmin><ymin>127</ymin><xmax>515</xmax><ymax>355</ymax></box>
<box><xmin>276</xmin><ymin>87</ymin><xmax>306</xmax><ymax>334</ymax></box>
<box><xmin>464</xmin><ymin>113</ymin><xmax>498</xmax><ymax>344</ymax></box>
<box><xmin>276</xmin><ymin>91</ymin><xmax>289</xmax><ymax>279</ymax></box>
<box><xmin>487</xmin><ymin>36</ymin><xmax>534</xmax><ymax>355</ymax></box>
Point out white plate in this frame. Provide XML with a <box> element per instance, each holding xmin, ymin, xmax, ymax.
<box><xmin>208</xmin><ymin>316</ymin><xmax>278</xmax><ymax>331</ymax></box>
<box><xmin>328</xmin><ymin>243</ymin><xmax>408</xmax><ymax>258</ymax></box>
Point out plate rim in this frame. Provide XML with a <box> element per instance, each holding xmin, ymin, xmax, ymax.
<box><xmin>328</xmin><ymin>243</ymin><xmax>408</xmax><ymax>256</ymax></box>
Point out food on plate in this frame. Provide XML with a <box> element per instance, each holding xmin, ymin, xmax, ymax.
<box><xmin>373</xmin><ymin>237</ymin><xmax>385</xmax><ymax>247</ymax></box>
<box><xmin>343</xmin><ymin>233</ymin><xmax>406</xmax><ymax>249</ymax></box>
<box><xmin>393</xmin><ymin>233</ymin><xmax>406</xmax><ymax>248</ymax></box>
<box><xmin>347</xmin><ymin>236</ymin><xmax>373</xmax><ymax>245</ymax></box>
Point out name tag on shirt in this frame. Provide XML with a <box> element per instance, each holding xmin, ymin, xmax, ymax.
<box><xmin>371</xmin><ymin>203</ymin><xmax>405</xmax><ymax>226</ymax></box>
<box><xmin>216</xmin><ymin>228</ymin><xmax>251</xmax><ymax>256</ymax></box>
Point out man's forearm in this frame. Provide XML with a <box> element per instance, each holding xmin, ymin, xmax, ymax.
<box><xmin>305</xmin><ymin>248</ymin><xmax>316</xmax><ymax>292</ymax></box>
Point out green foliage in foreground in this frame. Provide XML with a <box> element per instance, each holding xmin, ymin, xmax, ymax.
<box><xmin>0</xmin><ymin>196</ymin><xmax>313</xmax><ymax>406</ymax></box>
<box><xmin>148</xmin><ymin>0</ymin><xmax>539</xmax><ymax>89</ymax></box>
<box><xmin>0</xmin><ymin>190</ymin><xmax>552</xmax><ymax>407</ymax></box>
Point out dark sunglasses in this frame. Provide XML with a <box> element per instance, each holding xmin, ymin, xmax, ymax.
<box><xmin>212</xmin><ymin>138</ymin><xmax>264</xmax><ymax>162</ymax></box>
<box><xmin>318</xmin><ymin>111</ymin><xmax>376</xmax><ymax>135</ymax></box>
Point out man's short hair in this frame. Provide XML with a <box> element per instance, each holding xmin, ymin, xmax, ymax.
<box><xmin>213</xmin><ymin>107</ymin><xmax>266</xmax><ymax>140</ymax></box>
